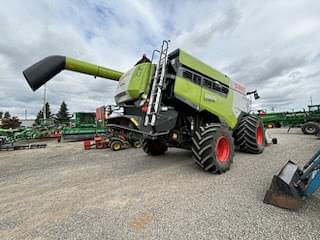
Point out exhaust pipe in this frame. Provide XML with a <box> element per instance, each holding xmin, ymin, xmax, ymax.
<box><xmin>23</xmin><ymin>56</ymin><xmax>123</xmax><ymax>91</ymax></box>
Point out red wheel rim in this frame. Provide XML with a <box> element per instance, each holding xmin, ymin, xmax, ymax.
<box><xmin>215</xmin><ymin>136</ymin><xmax>230</xmax><ymax>162</ymax></box>
<box><xmin>256</xmin><ymin>125</ymin><xmax>263</xmax><ymax>145</ymax></box>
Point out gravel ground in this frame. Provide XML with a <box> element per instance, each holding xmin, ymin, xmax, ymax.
<box><xmin>0</xmin><ymin>128</ymin><xmax>319</xmax><ymax>240</ymax></box>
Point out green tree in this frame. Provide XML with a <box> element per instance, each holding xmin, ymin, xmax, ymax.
<box><xmin>34</xmin><ymin>102</ymin><xmax>53</xmax><ymax>125</ymax></box>
<box><xmin>34</xmin><ymin>110</ymin><xmax>44</xmax><ymax>125</ymax></box>
<box><xmin>4</xmin><ymin>111</ymin><xmax>11</xmax><ymax>118</ymax></box>
<box><xmin>44</xmin><ymin>102</ymin><xmax>52</xmax><ymax>119</ymax></box>
<box><xmin>56</xmin><ymin>101</ymin><xmax>71</xmax><ymax>124</ymax></box>
<box><xmin>1</xmin><ymin>116</ymin><xmax>21</xmax><ymax>129</ymax></box>
<box><xmin>0</xmin><ymin>111</ymin><xmax>3</xmax><ymax>119</ymax></box>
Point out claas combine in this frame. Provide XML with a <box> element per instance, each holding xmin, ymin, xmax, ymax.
<box><xmin>23</xmin><ymin>41</ymin><xmax>265</xmax><ymax>174</ymax></box>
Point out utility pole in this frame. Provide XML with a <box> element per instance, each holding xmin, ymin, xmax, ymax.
<box><xmin>25</xmin><ymin>109</ymin><xmax>27</xmax><ymax>120</ymax></box>
<box><xmin>310</xmin><ymin>96</ymin><xmax>313</xmax><ymax>105</ymax></box>
<box><xmin>43</xmin><ymin>84</ymin><xmax>47</xmax><ymax>123</ymax></box>
<box><xmin>271</xmin><ymin>105</ymin><xmax>275</xmax><ymax>112</ymax></box>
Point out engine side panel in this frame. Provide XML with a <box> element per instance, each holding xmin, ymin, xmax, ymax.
<box><xmin>178</xmin><ymin>49</ymin><xmax>230</xmax><ymax>86</ymax></box>
<box><xmin>199</xmin><ymin>87</ymin><xmax>236</xmax><ymax>128</ymax></box>
<box><xmin>174</xmin><ymin>76</ymin><xmax>201</xmax><ymax>108</ymax></box>
<box><xmin>171</xmin><ymin>49</ymin><xmax>249</xmax><ymax>129</ymax></box>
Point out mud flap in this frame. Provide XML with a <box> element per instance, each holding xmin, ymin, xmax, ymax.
<box><xmin>263</xmin><ymin>161</ymin><xmax>305</xmax><ymax>210</ymax></box>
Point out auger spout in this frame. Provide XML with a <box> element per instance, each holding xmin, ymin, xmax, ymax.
<box><xmin>23</xmin><ymin>56</ymin><xmax>123</xmax><ymax>91</ymax></box>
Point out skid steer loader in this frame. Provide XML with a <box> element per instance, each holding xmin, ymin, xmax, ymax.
<box><xmin>23</xmin><ymin>41</ymin><xmax>265</xmax><ymax>174</ymax></box>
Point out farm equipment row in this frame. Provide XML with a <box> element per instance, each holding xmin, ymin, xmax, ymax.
<box><xmin>83</xmin><ymin>133</ymin><xmax>141</xmax><ymax>151</ymax></box>
<box><xmin>58</xmin><ymin>112</ymin><xmax>106</xmax><ymax>142</ymax></box>
<box><xmin>83</xmin><ymin>106</ymin><xmax>143</xmax><ymax>151</ymax></box>
<box><xmin>0</xmin><ymin>126</ymin><xmax>57</xmax><ymax>143</ymax></box>
<box><xmin>0</xmin><ymin>127</ymin><xmax>49</xmax><ymax>151</ymax></box>
<box><xmin>259</xmin><ymin>104</ymin><xmax>320</xmax><ymax>135</ymax></box>
<box><xmin>0</xmin><ymin>142</ymin><xmax>47</xmax><ymax>151</ymax></box>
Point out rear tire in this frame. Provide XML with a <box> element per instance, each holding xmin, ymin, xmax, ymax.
<box><xmin>301</xmin><ymin>122</ymin><xmax>320</xmax><ymax>135</ymax></box>
<box><xmin>233</xmin><ymin>115</ymin><xmax>265</xmax><ymax>154</ymax></box>
<box><xmin>192</xmin><ymin>124</ymin><xmax>234</xmax><ymax>174</ymax></box>
<box><xmin>142</xmin><ymin>139</ymin><xmax>168</xmax><ymax>156</ymax></box>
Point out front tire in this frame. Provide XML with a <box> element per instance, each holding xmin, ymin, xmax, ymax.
<box><xmin>111</xmin><ymin>141</ymin><xmax>122</xmax><ymax>151</ymax></box>
<box><xmin>142</xmin><ymin>139</ymin><xmax>168</xmax><ymax>156</ymax></box>
<box><xmin>233</xmin><ymin>114</ymin><xmax>265</xmax><ymax>154</ymax></box>
<box><xmin>192</xmin><ymin>124</ymin><xmax>234</xmax><ymax>174</ymax></box>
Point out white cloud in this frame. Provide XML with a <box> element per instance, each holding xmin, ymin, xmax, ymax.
<box><xmin>0</xmin><ymin>0</ymin><xmax>320</xmax><ymax>118</ymax></box>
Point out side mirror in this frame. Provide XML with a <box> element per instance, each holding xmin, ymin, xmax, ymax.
<box><xmin>246</xmin><ymin>90</ymin><xmax>260</xmax><ymax>100</ymax></box>
<box><xmin>254</xmin><ymin>92</ymin><xmax>260</xmax><ymax>100</ymax></box>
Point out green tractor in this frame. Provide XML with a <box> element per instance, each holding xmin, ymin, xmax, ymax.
<box><xmin>23</xmin><ymin>41</ymin><xmax>265</xmax><ymax>174</ymax></box>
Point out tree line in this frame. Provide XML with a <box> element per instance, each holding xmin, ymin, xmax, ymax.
<box><xmin>0</xmin><ymin>101</ymin><xmax>72</xmax><ymax>127</ymax></box>
<box><xmin>0</xmin><ymin>111</ymin><xmax>21</xmax><ymax>129</ymax></box>
<box><xmin>0</xmin><ymin>111</ymin><xmax>11</xmax><ymax>119</ymax></box>
<box><xmin>35</xmin><ymin>101</ymin><xmax>72</xmax><ymax>125</ymax></box>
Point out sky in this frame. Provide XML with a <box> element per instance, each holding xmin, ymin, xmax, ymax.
<box><xmin>0</xmin><ymin>0</ymin><xmax>320</xmax><ymax>119</ymax></box>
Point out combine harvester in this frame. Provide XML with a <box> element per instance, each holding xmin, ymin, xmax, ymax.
<box><xmin>264</xmin><ymin>149</ymin><xmax>320</xmax><ymax>210</ymax></box>
<box><xmin>23</xmin><ymin>41</ymin><xmax>265</xmax><ymax>174</ymax></box>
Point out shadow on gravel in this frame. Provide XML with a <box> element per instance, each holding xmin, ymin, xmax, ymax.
<box><xmin>125</xmin><ymin>149</ymin><xmax>196</xmax><ymax>174</ymax></box>
<box><xmin>279</xmin><ymin>132</ymin><xmax>304</xmax><ymax>136</ymax></box>
<box><xmin>141</xmin><ymin>149</ymin><xmax>192</xmax><ymax>164</ymax></box>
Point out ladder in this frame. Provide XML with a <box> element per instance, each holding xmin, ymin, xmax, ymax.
<box><xmin>144</xmin><ymin>40</ymin><xmax>170</xmax><ymax>127</ymax></box>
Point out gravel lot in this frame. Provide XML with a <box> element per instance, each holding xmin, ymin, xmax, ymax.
<box><xmin>0</xmin><ymin>128</ymin><xmax>319</xmax><ymax>240</ymax></box>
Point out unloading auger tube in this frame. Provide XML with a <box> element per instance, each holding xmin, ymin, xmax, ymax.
<box><xmin>23</xmin><ymin>56</ymin><xmax>123</xmax><ymax>91</ymax></box>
